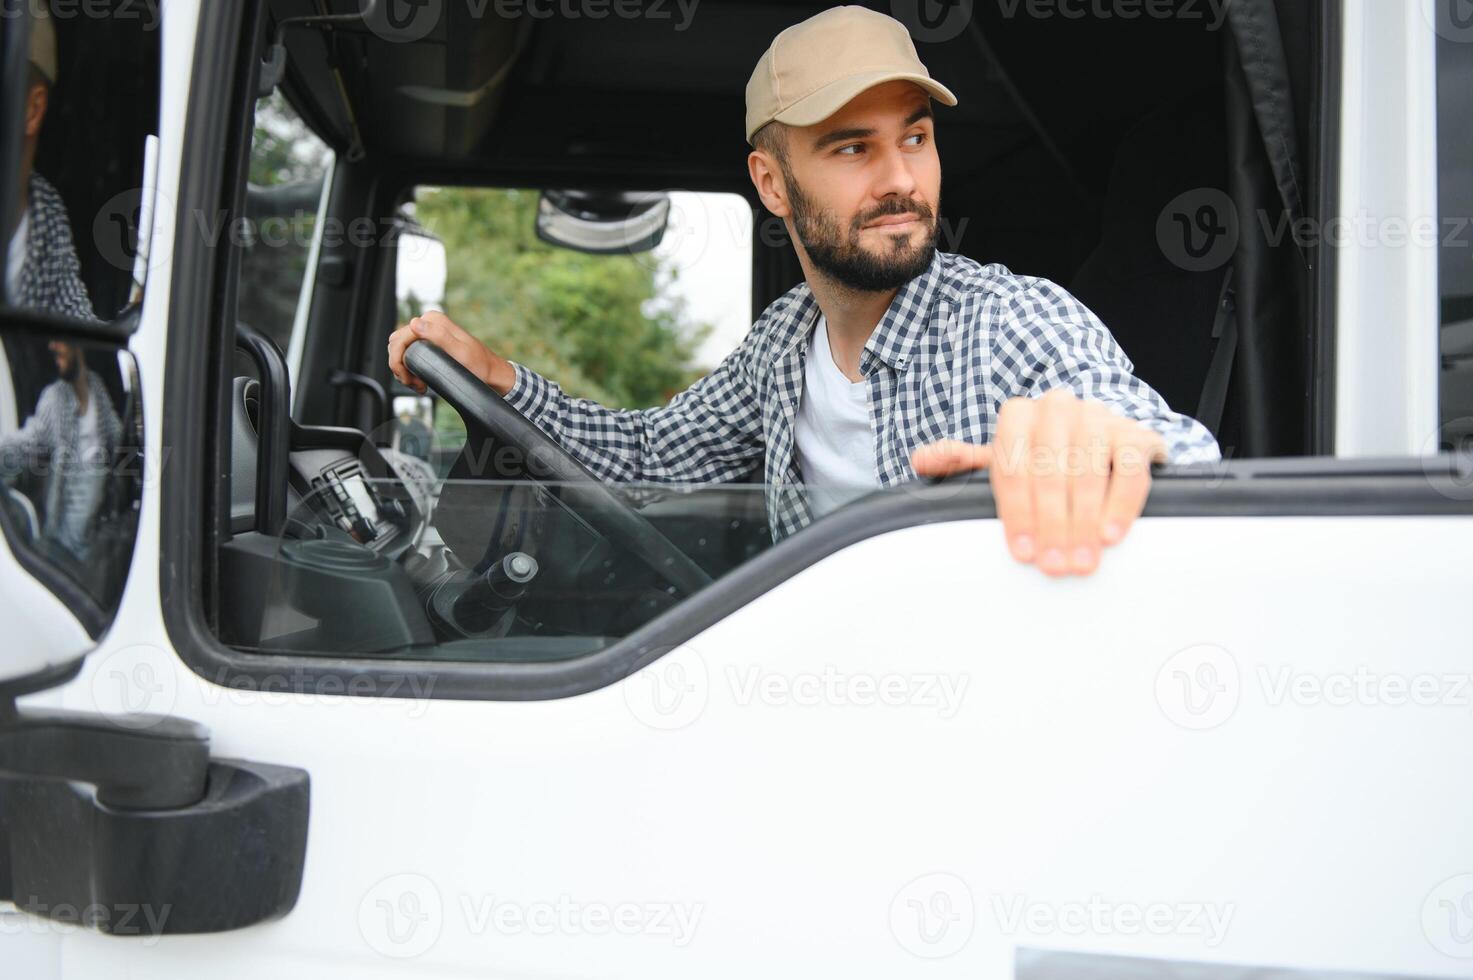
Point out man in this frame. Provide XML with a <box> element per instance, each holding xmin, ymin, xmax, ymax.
<box><xmin>5</xmin><ymin>5</ymin><xmax>95</xmax><ymax>320</ymax></box>
<box><xmin>0</xmin><ymin>340</ymin><xmax>121</xmax><ymax>563</ymax></box>
<box><xmin>389</xmin><ymin>6</ymin><xmax>1220</xmax><ymax>577</ymax></box>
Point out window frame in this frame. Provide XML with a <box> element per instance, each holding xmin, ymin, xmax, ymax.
<box><xmin>235</xmin><ymin>86</ymin><xmax>339</xmax><ymax>400</ymax></box>
<box><xmin>284</xmin><ymin>152</ymin><xmax>337</xmax><ymax>403</ymax></box>
<box><xmin>1433</xmin><ymin>0</ymin><xmax>1473</xmax><ymax>448</ymax></box>
<box><xmin>161</xmin><ymin>1</ymin><xmax>1471</xmax><ymax>704</ymax></box>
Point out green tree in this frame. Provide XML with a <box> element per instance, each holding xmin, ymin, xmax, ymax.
<box><xmin>411</xmin><ymin>187</ymin><xmax>711</xmax><ymax>410</ymax></box>
<box><xmin>239</xmin><ymin>92</ymin><xmax>332</xmax><ymax>352</ymax></box>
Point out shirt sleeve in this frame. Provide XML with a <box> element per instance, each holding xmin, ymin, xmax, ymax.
<box><xmin>34</xmin><ymin>182</ymin><xmax>99</xmax><ymax>322</ymax></box>
<box><xmin>0</xmin><ymin>386</ymin><xmax>63</xmax><ymax>480</ymax></box>
<box><xmin>993</xmin><ymin>279</ymin><xmax>1222</xmax><ymax>464</ymax></box>
<box><xmin>501</xmin><ymin>324</ymin><xmax>768</xmax><ymax>484</ymax></box>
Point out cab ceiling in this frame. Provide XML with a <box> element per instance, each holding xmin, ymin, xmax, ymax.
<box><xmin>270</xmin><ymin>0</ymin><xmax>1221</xmax><ymax>194</ymax></box>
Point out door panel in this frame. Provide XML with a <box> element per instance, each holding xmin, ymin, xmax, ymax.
<box><xmin>69</xmin><ymin>514</ymin><xmax>1473</xmax><ymax>977</ymax></box>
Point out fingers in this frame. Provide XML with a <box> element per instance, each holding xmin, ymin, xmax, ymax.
<box><xmin>990</xmin><ymin>399</ymin><xmax>1036</xmax><ymax>563</ymax></box>
<box><xmin>1067</xmin><ymin>402</ymin><xmax>1114</xmax><ymax>574</ymax></box>
<box><xmin>388</xmin><ymin>311</ymin><xmax>465</xmax><ymax>395</ymax></box>
<box><xmin>412</xmin><ymin>309</ymin><xmax>462</xmax><ymax>348</ymax></box>
<box><xmin>978</xmin><ymin>393</ymin><xmax>1163</xmax><ymax>578</ymax></box>
<box><xmin>397</xmin><ymin>310</ymin><xmax>512</xmax><ymax>394</ymax></box>
<box><xmin>1030</xmin><ymin>390</ymin><xmax>1078</xmax><ymax>577</ymax></box>
<box><xmin>910</xmin><ymin>439</ymin><xmax>992</xmax><ymax>477</ymax></box>
<box><xmin>1101</xmin><ymin>420</ymin><xmax>1166</xmax><ymax>547</ymax></box>
<box><xmin>386</xmin><ymin>323</ymin><xmax>426</xmax><ymax>394</ymax></box>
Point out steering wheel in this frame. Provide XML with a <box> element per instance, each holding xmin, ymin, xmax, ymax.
<box><xmin>403</xmin><ymin>341</ymin><xmax>713</xmax><ymax>597</ymax></box>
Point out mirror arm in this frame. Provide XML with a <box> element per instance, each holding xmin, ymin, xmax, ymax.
<box><xmin>0</xmin><ymin>705</ymin><xmax>210</xmax><ymax>810</ymax></box>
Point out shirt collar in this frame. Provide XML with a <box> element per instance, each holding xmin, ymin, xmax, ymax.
<box><xmin>860</xmin><ymin>249</ymin><xmax>946</xmax><ymax>376</ymax></box>
<box><xmin>775</xmin><ymin>251</ymin><xmax>947</xmax><ymax>373</ymax></box>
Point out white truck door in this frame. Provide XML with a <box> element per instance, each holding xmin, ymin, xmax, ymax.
<box><xmin>76</xmin><ymin>466</ymin><xmax>1473</xmax><ymax>980</ymax></box>
<box><xmin>0</xmin><ymin>4</ymin><xmax>311</xmax><ymax>969</ymax></box>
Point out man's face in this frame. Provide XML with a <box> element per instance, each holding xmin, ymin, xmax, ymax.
<box><xmin>761</xmin><ymin>81</ymin><xmax>942</xmax><ymax>292</ymax></box>
<box><xmin>49</xmin><ymin>341</ymin><xmax>80</xmax><ymax>381</ymax></box>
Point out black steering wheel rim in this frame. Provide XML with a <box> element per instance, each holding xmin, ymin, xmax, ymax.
<box><xmin>404</xmin><ymin>341</ymin><xmax>713</xmax><ymax>596</ymax></box>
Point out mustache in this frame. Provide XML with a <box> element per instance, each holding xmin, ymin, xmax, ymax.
<box><xmin>851</xmin><ymin>198</ymin><xmax>935</xmax><ymax>232</ymax></box>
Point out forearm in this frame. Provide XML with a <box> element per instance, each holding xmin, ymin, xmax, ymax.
<box><xmin>504</xmin><ymin>361</ymin><xmax>764</xmax><ymax>484</ymax></box>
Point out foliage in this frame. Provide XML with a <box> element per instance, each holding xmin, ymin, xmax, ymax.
<box><xmin>410</xmin><ymin>187</ymin><xmax>712</xmax><ymax>410</ymax></box>
<box><xmin>241</xmin><ymin>93</ymin><xmax>711</xmax><ymax>417</ymax></box>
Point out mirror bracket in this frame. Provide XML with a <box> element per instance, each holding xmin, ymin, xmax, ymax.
<box><xmin>0</xmin><ymin>704</ymin><xmax>310</xmax><ymax>934</ymax></box>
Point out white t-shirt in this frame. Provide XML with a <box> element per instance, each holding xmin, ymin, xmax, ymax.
<box><xmin>77</xmin><ymin>391</ymin><xmax>101</xmax><ymax>458</ymax></box>
<box><xmin>793</xmin><ymin>315</ymin><xmax>879</xmax><ymax>517</ymax></box>
<box><xmin>57</xmin><ymin>391</ymin><xmax>108</xmax><ymax>559</ymax></box>
<box><xmin>6</xmin><ymin>208</ymin><xmax>29</xmax><ymax>304</ymax></box>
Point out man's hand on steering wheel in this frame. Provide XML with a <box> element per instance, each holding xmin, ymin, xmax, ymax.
<box><xmin>385</xmin><ymin>314</ymin><xmax>715</xmax><ymax>597</ymax></box>
<box><xmin>388</xmin><ymin>311</ymin><xmax>514</xmax><ymax>397</ymax></box>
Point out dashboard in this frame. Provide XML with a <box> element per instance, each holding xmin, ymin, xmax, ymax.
<box><xmin>222</xmin><ymin>375</ymin><xmax>641</xmax><ymax>657</ymax></box>
<box><xmin>220</xmin><ymin>373</ymin><xmax>769</xmax><ymax>662</ymax></box>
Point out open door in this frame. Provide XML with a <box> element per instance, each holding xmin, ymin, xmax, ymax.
<box><xmin>0</xmin><ymin>1</ymin><xmax>308</xmax><ymax>951</ymax></box>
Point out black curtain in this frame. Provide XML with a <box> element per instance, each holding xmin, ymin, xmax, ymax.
<box><xmin>1222</xmin><ymin>0</ymin><xmax>1315</xmax><ymax>457</ymax></box>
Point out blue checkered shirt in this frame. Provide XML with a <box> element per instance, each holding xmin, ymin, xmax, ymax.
<box><xmin>10</xmin><ymin>173</ymin><xmax>97</xmax><ymax>320</ymax></box>
<box><xmin>506</xmin><ymin>250</ymin><xmax>1221</xmax><ymax>539</ymax></box>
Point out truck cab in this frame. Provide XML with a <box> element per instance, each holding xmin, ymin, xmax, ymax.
<box><xmin>2</xmin><ymin>1</ymin><xmax>1471</xmax><ymax>976</ymax></box>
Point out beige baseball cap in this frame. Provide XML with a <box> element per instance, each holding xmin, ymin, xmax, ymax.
<box><xmin>745</xmin><ymin>6</ymin><xmax>957</xmax><ymax>146</ymax></box>
<box><xmin>29</xmin><ymin>5</ymin><xmax>58</xmax><ymax>86</ymax></box>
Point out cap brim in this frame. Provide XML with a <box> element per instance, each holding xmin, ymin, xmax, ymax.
<box><xmin>768</xmin><ymin>70</ymin><xmax>957</xmax><ymax>134</ymax></box>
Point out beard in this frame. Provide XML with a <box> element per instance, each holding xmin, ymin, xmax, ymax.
<box><xmin>56</xmin><ymin>354</ymin><xmax>80</xmax><ymax>382</ymax></box>
<box><xmin>786</xmin><ymin>172</ymin><xmax>938</xmax><ymax>293</ymax></box>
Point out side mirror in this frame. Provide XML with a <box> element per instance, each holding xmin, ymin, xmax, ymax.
<box><xmin>535</xmin><ymin>189</ymin><xmax>671</xmax><ymax>255</ymax></box>
<box><xmin>391</xmin><ymin>391</ymin><xmax>436</xmax><ymax>462</ymax></box>
<box><xmin>397</xmin><ymin>223</ymin><xmax>447</xmax><ymax>314</ymax></box>
<box><xmin>0</xmin><ymin>316</ymin><xmax>145</xmax><ymax>681</ymax></box>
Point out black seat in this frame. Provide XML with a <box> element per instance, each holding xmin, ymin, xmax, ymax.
<box><xmin>1069</xmin><ymin>86</ymin><xmax>1229</xmax><ymax>421</ymax></box>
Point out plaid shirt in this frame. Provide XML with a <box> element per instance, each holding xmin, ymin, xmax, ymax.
<box><xmin>0</xmin><ymin>371</ymin><xmax>121</xmax><ymax>560</ymax></box>
<box><xmin>506</xmin><ymin>250</ymin><xmax>1220</xmax><ymax>540</ymax></box>
<box><xmin>9</xmin><ymin>173</ymin><xmax>97</xmax><ymax>320</ymax></box>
